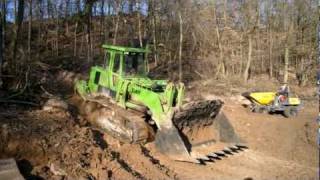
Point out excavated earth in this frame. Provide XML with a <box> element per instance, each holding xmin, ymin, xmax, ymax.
<box><xmin>0</xmin><ymin>70</ymin><xmax>318</xmax><ymax>180</ymax></box>
<box><xmin>0</xmin><ymin>97</ymin><xmax>317</xmax><ymax>180</ymax></box>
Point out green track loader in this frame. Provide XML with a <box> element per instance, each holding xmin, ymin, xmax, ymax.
<box><xmin>74</xmin><ymin>44</ymin><xmax>244</xmax><ymax>163</ymax></box>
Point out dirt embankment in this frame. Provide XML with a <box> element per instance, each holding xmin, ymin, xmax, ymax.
<box><xmin>0</xmin><ymin>98</ymin><xmax>317</xmax><ymax>180</ymax></box>
<box><xmin>0</xmin><ymin>68</ymin><xmax>318</xmax><ymax>180</ymax></box>
<box><xmin>0</xmin><ymin>104</ymin><xmax>180</xmax><ymax>180</ymax></box>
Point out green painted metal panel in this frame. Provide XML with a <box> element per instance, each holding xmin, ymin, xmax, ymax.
<box><xmin>102</xmin><ymin>44</ymin><xmax>150</xmax><ymax>53</ymax></box>
<box><xmin>75</xmin><ymin>45</ymin><xmax>185</xmax><ymax>128</ymax></box>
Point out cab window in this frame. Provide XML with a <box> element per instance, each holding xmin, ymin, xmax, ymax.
<box><xmin>104</xmin><ymin>51</ymin><xmax>110</xmax><ymax>68</ymax></box>
<box><xmin>124</xmin><ymin>52</ymin><xmax>145</xmax><ymax>76</ymax></box>
<box><xmin>113</xmin><ymin>53</ymin><xmax>121</xmax><ymax>73</ymax></box>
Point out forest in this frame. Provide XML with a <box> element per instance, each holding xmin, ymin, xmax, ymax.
<box><xmin>0</xmin><ymin>0</ymin><xmax>318</xmax><ymax>90</ymax></box>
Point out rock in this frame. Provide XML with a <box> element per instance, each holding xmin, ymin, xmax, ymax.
<box><xmin>43</xmin><ymin>98</ymin><xmax>68</xmax><ymax>111</ymax></box>
<box><xmin>49</xmin><ymin>163</ymin><xmax>67</xmax><ymax>176</ymax></box>
<box><xmin>0</xmin><ymin>158</ymin><xmax>25</xmax><ymax>180</ymax></box>
<box><xmin>51</xmin><ymin>175</ymin><xmax>64</xmax><ymax>180</ymax></box>
<box><xmin>56</xmin><ymin>70</ymin><xmax>82</xmax><ymax>84</ymax></box>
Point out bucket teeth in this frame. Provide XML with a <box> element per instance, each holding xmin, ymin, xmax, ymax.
<box><xmin>189</xmin><ymin>145</ymin><xmax>248</xmax><ymax>164</ymax></box>
<box><xmin>208</xmin><ymin>153</ymin><xmax>219</xmax><ymax>158</ymax></box>
<box><xmin>199</xmin><ymin>156</ymin><xmax>211</xmax><ymax>161</ymax></box>
<box><xmin>229</xmin><ymin>145</ymin><xmax>240</xmax><ymax>151</ymax></box>
<box><xmin>197</xmin><ymin>159</ymin><xmax>207</xmax><ymax>165</ymax></box>
<box><xmin>223</xmin><ymin>148</ymin><xmax>233</xmax><ymax>154</ymax></box>
<box><xmin>214</xmin><ymin>151</ymin><xmax>226</xmax><ymax>156</ymax></box>
<box><xmin>236</xmin><ymin>144</ymin><xmax>248</xmax><ymax>149</ymax></box>
<box><xmin>197</xmin><ymin>156</ymin><xmax>213</xmax><ymax>163</ymax></box>
<box><xmin>222</xmin><ymin>149</ymin><xmax>232</xmax><ymax>155</ymax></box>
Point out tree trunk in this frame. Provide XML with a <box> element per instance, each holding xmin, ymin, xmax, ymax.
<box><xmin>127</xmin><ymin>0</ymin><xmax>134</xmax><ymax>46</ymax></box>
<box><xmin>65</xmin><ymin>0</ymin><xmax>70</xmax><ymax>35</ymax></box>
<box><xmin>45</xmin><ymin>0</ymin><xmax>52</xmax><ymax>54</ymax></box>
<box><xmin>90</xmin><ymin>14</ymin><xmax>94</xmax><ymax>58</ymax></box>
<box><xmin>239</xmin><ymin>34</ymin><xmax>243</xmax><ymax>75</ymax></box>
<box><xmin>213</xmin><ymin>2</ymin><xmax>225</xmax><ymax>77</ymax></box>
<box><xmin>137</xmin><ymin>1</ymin><xmax>143</xmax><ymax>47</ymax></box>
<box><xmin>178</xmin><ymin>8</ymin><xmax>183</xmax><ymax>82</ymax></box>
<box><xmin>113</xmin><ymin>1</ymin><xmax>120</xmax><ymax>45</ymax></box>
<box><xmin>12</xmin><ymin>0</ymin><xmax>25</xmax><ymax>70</ymax></box>
<box><xmin>151</xmin><ymin>0</ymin><xmax>158</xmax><ymax>66</ymax></box>
<box><xmin>100</xmin><ymin>0</ymin><xmax>104</xmax><ymax>45</ymax></box>
<box><xmin>55</xmin><ymin>9</ymin><xmax>59</xmax><ymax>56</ymax></box>
<box><xmin>80</xmin><ymin>35</ymin><xmax>84</xmax><ymax>56</ymax></box>
<box><xmin>0</xmin><ymin>0</ymin><xmax>6</xmax><ymax>88</ymax></box>
<box><xmin>318</xmin><ymin>2</ymin><xmax>320</xmax><ymax>65</ymax></box>
<box><xmin>216</xmin><ymin>32</ymin><xmax>225</xmax><ymax>76</ymax></box>
<box><xmin>74</xmin><ymin>22</ymin><xmax>78</xmax><ymax>56</ymax></box>
<box><xmin>223</xmin><ymin>0</ymin><xmax>227</xmax><ymax>26</ymax></box>
<box><xmin>83</xmin><ymin>0</ymin><xmax>97</xmax><ymax>62</ymax></box>
<box><xmin>0</xmin><ymin>13</ymin><xmax>2</xmax><ymax>69</ymax></box>
<box><xmin>269</xmin><ymin>30</ymin><xmax>273</xmax><ymax>78</ymax></box>
<box><xmin>76</xmin><ymin>0</ymin><xmax>81</xmax><ymax>13</ymax></box>
<box><xmin>0</xmin><ymin>0</ymin><xmax>5</xmax><ymax>68</ymax></box>
<box><xmin>243</xmin><ymin>34</ymin><xmax>252</xmax><ymax>82</ymax></box>
<box><xmin>36</xmin><ymin>1</ymin><xmax>42</xmax><ymax>59</ymax></box>
<box><xmin>14</xmin><ymin>0</ymin><xmax>17</xmax><ymax>18</ymax></box>
<box><xmin>28</xmin><ymin>0</ymin><xmax>32</xmax><ymax>62</ymax></box>
<box><xmin>318</xmin><ymin>1</ymin><xmax>320</xmax><ymax>115</ymax></box>
<box><xmin>283</xmin><ymin>46</ymin><xmax>289</xmax><ymax>83</ymax></box>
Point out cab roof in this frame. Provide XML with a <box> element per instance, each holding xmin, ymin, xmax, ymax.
<box><xmin>102</xmin><ymin>44</ymin><xmax>149</xmax><ymax>53</ymax></box>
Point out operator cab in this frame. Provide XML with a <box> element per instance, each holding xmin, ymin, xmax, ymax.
<box><xmin>102</xmin><ymin>44</ymin><xmax>149</xmax><ymax>77</ymax></box>
<box><xmin>124</xmin><ymin>52</ymin><xmax>145</xmax><ymax>76</ymax></box>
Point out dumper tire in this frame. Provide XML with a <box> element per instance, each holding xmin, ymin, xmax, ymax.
<box><xmin>252</xmin><ymin>105</ymin><xmax>264</xmax><ymax>113</ymax></box>
<box><xmin>283</xmin><ymin>106</ymin><xmax>298</xmax><ymax>118</ymax></box>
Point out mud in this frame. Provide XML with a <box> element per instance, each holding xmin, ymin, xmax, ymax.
<box><xmin>0</xmin><ymin>69</ymin><xmax>318</xmax><ymax>180</ymax></box>
<box><xmin>0</xmin><ymin>98</ymin><xmax>317</xmax><ymax>180</ymax></box>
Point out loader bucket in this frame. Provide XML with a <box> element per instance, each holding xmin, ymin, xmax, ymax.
<box><xmin>155</xmin><ymin>100</ymin><xmax>245</xmax><ymax>163</ymax></box>
<box><xmin>155</xmin><ymin>124</ymin><xmax>200</xmax><ymax>163</ymax></box>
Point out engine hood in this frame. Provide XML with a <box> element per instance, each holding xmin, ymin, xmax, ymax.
<box><xmin>126</xmin><ymin>76</ymin><xmax>167</xmax><ymax>91</ymax></box>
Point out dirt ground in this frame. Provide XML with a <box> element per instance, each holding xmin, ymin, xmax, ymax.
<box><xmin>142</xmin><ymin>98</ymin><xmax>318</xmax><ymax>180</ymax></box>
<box><xmin>0</xmin><ymin>72</ymin><xmax>318</xmax><ymax>180</ymax></box>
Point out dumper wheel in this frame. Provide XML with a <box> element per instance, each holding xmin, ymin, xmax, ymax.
<box><xmin>283</xmin><ymin>106</ymin><xmax>298</xmax><ymax>118</ymax></box>
<box><xmin>252</xmin><ymin>105</ymin><xmax>264</xmax><ymax>113</ymax></box>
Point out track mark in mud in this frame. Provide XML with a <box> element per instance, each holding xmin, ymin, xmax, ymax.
<box><xmin>92</xmin><ymin>129</ymin><xmax>108</xmax><ymax>149</ymax></box>
<box><xmin>243</xmin><ymin>177</ymin><xmax>254</xmax><ymax>180</ymax></box>
<box><xmin>140</xmin><ymin>145</ymin><xmax>178</xmax><ymax>179</ymax></box>
<box><xmin>303</xmin><ymin>123</ymin><xmax>312</xmax><ymax>144</ymax></box>
<box><xmin>110</xmin><ymin>151</ymin><xmax>146</xmax><ymax>180</ymax></box>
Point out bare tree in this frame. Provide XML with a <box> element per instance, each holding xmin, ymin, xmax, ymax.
<box><xmin>28</xmin><ymin>0</ymin><xmax>32</xmax><ymax>62</ymax></box>
<box><xmin>283</xmin><ymin>46</ymin><xmax>289</xmax><ymax>83</ymax></box>
<box><xmin>65</xmin><ymin>0</ymin><xmax>70</xmax><ymax>35</ymax></box>
<box><xmin>136</xmin><ymin>0</ymin><xmax>143</xmax><ymax>47</ymax></box>
<box><xmin>150</xmin><ymin>0</ymin><xmax>158</xmax><ymax>65</ymax></box>
<box><xmin>83</xmin><ymin>0</ymin><xmax>98</xmax><ymax>62</ymax></box>
<box><xmin>242</xmin><ymin>0</ymin><xmax>259</xmax><ymax>82</ymax></box>
<box><xmin>0</xmin><ymin>0</ymin><xmax>5</xmax><ymax>87</ymax></box>
<box><xmin>12</xmin><ymin>0</ymin><xmax>25</xmax><ymax>70</ymax></box>
<box><xmin>0</xmin><ymin>0</ymin><xmax>317</xmax><ymax>87</ymax></box>
<box><xmin>74</xmin><ymin>0</ymin><xmax>81</xmax><ymax>56</ymax></box>
<box><xmin>178</xmin><ymin>4</ymin><xmax>183</xmax><ymax>82</ymax></box>
<box><xmin>113</xmin><ymin>0</ymin><xmax>121</xmax><ymax>45</ymax></box>
<box><xmin>211</xmin><ymin>0</ymin><xmax>226</xmax><ymax>77</ymax></box>
<box><xmin>243</xmin><ymin>34</ymin><xmax>252</xmax><ymax>82</ymax></box>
